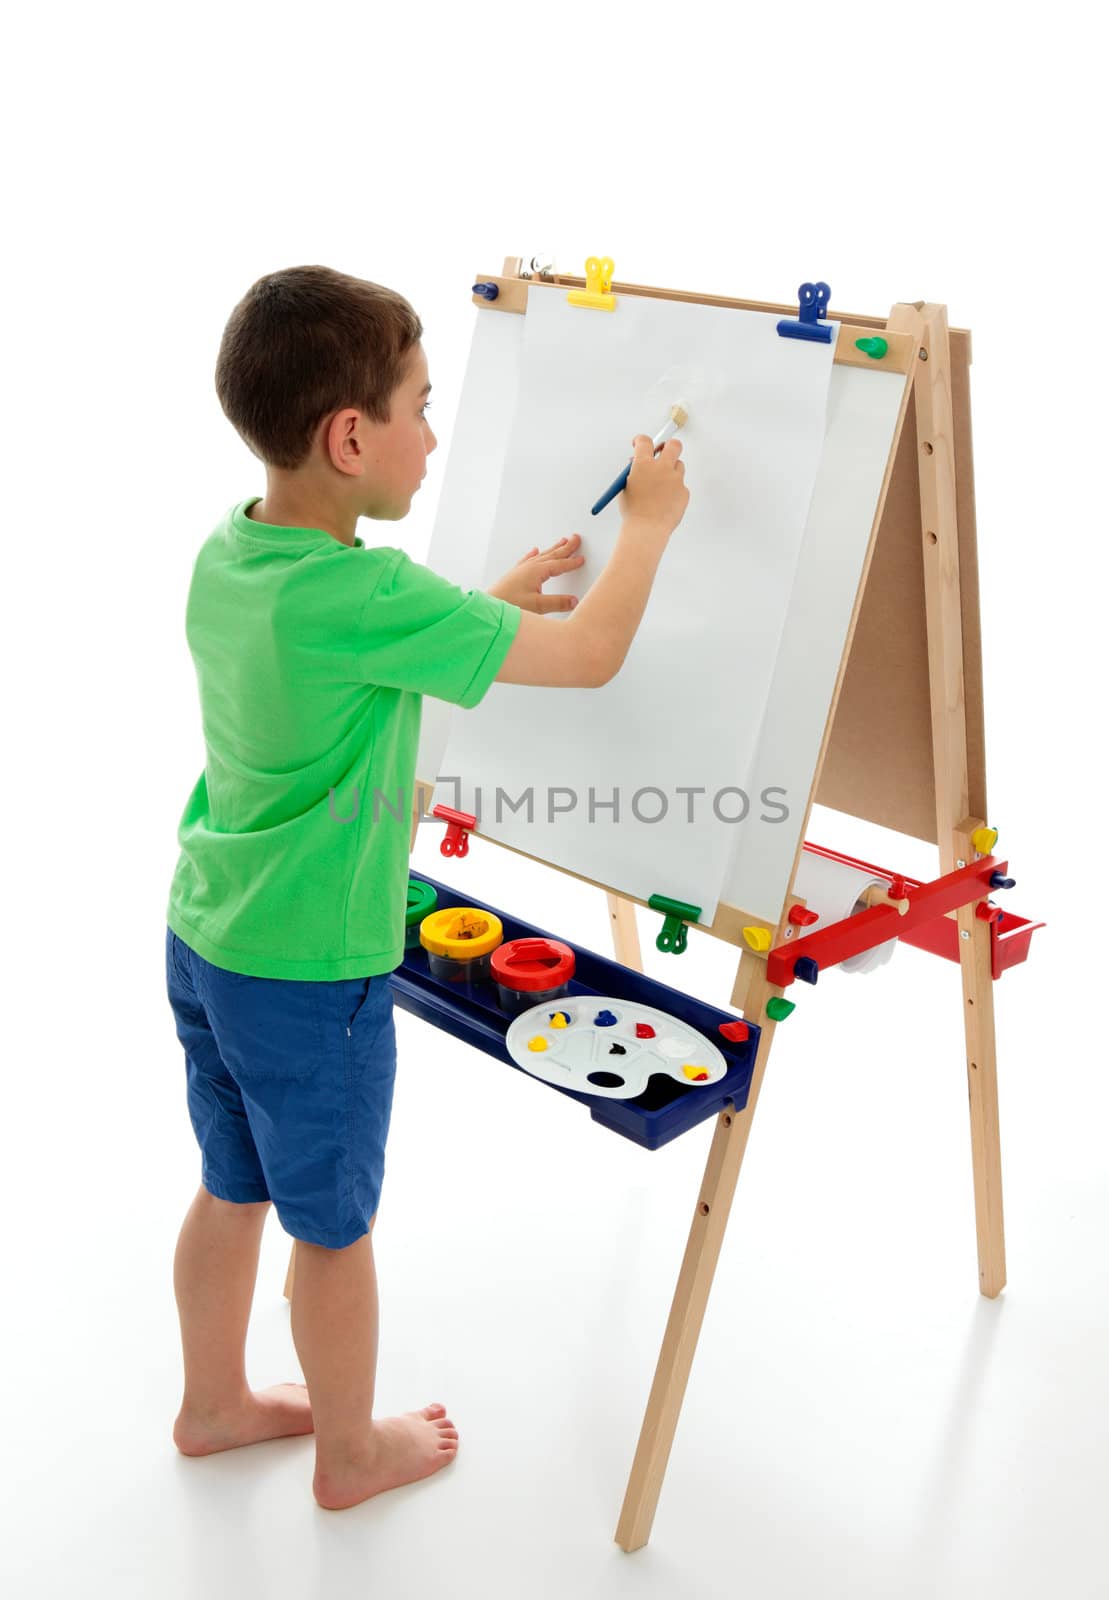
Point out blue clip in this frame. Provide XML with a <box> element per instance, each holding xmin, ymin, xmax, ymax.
<box><xmin>777</xmin><ymin>282</ymin><xmax>832</xmax><ymax>343</ymax></box>
<box><xmin>472</xmin><ymin>281</ymin><xmax>499</xmax><ymax>301</ymax></box>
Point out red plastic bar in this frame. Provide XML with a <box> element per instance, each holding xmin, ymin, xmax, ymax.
<box><xmin>794</xmin><ymin>841</ymin><xmax>1043</xmax><ymax>983</ymax></box>
<box><xmin>767</xmin><ymin>854</ymin><xmax>1007</xmax><ymax>989</ymax></box>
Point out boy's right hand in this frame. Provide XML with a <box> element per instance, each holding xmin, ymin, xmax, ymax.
<box><xmin>622</xmin><ymin>434</ymin><xmax>689</xmax><ymax>536</ymax></box>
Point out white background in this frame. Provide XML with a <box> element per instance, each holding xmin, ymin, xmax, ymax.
<box><xmin>2</xmin><ymin>5</ymin><xmax>1104</xmax><ymax>1598</ymax></box>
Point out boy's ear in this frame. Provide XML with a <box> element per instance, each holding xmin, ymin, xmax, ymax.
<box><xmin>325</xmin><ymin>409</ymin><xmax>365</xmax><ymax>476</ymax></box>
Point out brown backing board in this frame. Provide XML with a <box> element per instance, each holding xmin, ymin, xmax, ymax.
<box><xmin>816</xmin><ymin>329</ymin><xmax>987</xmax><ymax>840</ymax></box>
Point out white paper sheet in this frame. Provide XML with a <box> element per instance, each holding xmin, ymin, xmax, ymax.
<box><xmin>720</xmin><ymin>363</ymin><xmax>908</xmax><ymax>921</ymax></box>
<box><xmin>430</xmin><ymin>288</ymin><xmax>838</xmax><ymax>925</ymax></box>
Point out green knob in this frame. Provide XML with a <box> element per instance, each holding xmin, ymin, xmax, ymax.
<box><xmin>766</xmin><ymin>996</ymin><xmax>796</xmax><ymax>1022</ymax></box>
<box><xmin>855</xmin><ymin>336</ymin><xmax>889</xmax><ymax>360</ymax></box>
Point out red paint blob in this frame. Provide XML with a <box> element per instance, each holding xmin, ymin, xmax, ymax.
<box><xmin>635</xmin><ymin>1023</ymin><xmax>656</xmax><ymax>1039</ymax></box>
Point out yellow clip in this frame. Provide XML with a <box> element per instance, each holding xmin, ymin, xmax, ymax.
<box><xmin>742</xmin><ymin>926</ymin><xmax>772</xmax><ymax>953</ymax></box>
<box><xmin>971</xmin><ymin>826</ymin><xmax>999</xmax><ymax>855</ymax></box>
<box><xmin>567</xmin><ymin>255</ymin><xmax>617</xmax><ymax>312</ymax></box>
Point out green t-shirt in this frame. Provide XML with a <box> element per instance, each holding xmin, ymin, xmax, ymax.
<box><xmin>166</xmin><ymin>498</ymin><xmax>521</xmax><ymax>979</ymax></box>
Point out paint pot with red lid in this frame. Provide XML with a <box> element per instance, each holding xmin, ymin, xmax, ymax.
<box><xmin>490</xmin><ymin>937</ymin><xmax>576</xmax><ymax>1015</ymax></box>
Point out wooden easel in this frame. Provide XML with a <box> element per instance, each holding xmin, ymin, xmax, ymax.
<box><xmin>285</xmin><ymin>263</ymin><xmax>1008</xmax><ymax>1554</ymax></box>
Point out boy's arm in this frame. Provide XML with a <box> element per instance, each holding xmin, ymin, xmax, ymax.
<box><xmin>495</xmin><ymin>516</ymin><xmax>671</xmax><ymax>688</ymax></box>
<box><xmin>494</xmin><ymin>434</ymin><xmax>688</xmax><ymax>690</ymax></box>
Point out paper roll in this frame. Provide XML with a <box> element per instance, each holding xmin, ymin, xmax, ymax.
<box><xmin>791</xmin><ymin>851</ymin><xmax>898</xmax><ymax>977</ymax></box>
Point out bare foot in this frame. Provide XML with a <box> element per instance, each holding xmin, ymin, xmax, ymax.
<box><xmin>313</xmin><ymin>1403</ymin><xmax>459</xmax><ymax>1509</ymax></box>
<box><xmin>173</xmin><ymin>1383</ymin><xmax>314</xmax><ymax>1456</ymax></box>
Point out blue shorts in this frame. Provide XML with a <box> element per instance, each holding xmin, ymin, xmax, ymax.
<box><xmin>165</xmin><ymin>926</ymin><xmax>397</xmax><ymax>1249</ymax></box>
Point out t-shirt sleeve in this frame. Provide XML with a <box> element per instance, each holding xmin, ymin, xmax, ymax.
<box><xmin>353</xmin><ymin>549</ymin><xmax>521</xmax><ymax>708</ymax></box>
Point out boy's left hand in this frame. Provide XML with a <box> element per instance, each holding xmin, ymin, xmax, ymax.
<box><xmin>486</xmin><ymin>534</ymin><xmax>585</xmax><ymax>614</ymax></box>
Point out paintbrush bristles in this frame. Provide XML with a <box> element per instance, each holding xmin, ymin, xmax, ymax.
<box><xmin>670</xmin><ymin>403</ymin><xmax>688</xmax><ymax>428</ymax></box>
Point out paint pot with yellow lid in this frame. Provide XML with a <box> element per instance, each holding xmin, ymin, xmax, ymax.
<box><xmin>419</xmin><ymin>905</ymin><xmax>503</xmax><ymax>988</ymax></box>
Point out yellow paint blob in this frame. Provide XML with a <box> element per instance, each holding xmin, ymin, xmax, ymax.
<box><xmin>682</xmin><ymin>1064</ymin><xmax>710</xmax><ymax>1082</ymax></box>
<box><xmin>528</xmin><ymin>1036</ymin><xmax>548</xmax><ymax>1053</ymax></box>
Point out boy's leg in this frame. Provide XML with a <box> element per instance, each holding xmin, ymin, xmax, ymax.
<box><xmin>289</xmin><ymin>1228</ymin><xmax>379</xmax><ymax>1448</ymax></box>
<box><xmin>167</xmin><ymin>930</ymin><xmax>312</xmax><ymax>1453</ymax></box>
<box><xmin>170</xmin><ymin>944</ymin><xmax>458</xmax><ymax>1499</ymax></box>
<box><xmin>290</xmin><ymin>1222</ymin><xmax>460</xmax><ymax>1510</ymax></box>
<box><xmin>172</xmin><ymin>1184</ymin><xmax>314</xmax><ymax>1455</ymax></box>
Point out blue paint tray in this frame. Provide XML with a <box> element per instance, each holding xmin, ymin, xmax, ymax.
<box><xmin>389</xmin><ymin>872</ymin><xmax>760</xmax><ymax>1152</ymax></box>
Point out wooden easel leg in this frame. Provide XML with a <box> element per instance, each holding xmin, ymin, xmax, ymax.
<box><xmin>606</xmin><ymin>892</ymin><xmax>643</xmax><ymax>970</ymax></box>
<box><xmin>955</xmin><ymin>820</ymin><xmax>1006</xmax><ymax>1297</ymax></box>
<box><xmin>887</xmin><ymin>300</ymin><xmax>1007</xmax><ymax>1300</ymax></box>
<box><xmin>614</xmin><ymin>949</ymin><xmax>779</xmax><ymax>1552</ymax></box>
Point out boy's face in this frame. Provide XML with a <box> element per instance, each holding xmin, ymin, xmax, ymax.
<box><xmin>349</xmin><ymin>342</ymin><xmax>438</xmax><ymax>521</ymax></box>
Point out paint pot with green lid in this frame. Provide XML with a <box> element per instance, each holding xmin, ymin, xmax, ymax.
<box><xmin>405</xmin><ymin>879</ymin><xmax>438</xmax><ymax>949</ymax></box>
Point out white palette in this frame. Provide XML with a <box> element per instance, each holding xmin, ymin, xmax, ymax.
<box><xmin>505</xmin><ymin>996</ymin><xmax>728</xmax><ymax>1101</ymax></box>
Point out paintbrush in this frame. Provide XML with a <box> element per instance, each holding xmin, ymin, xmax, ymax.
<box><xmin>590</xmin><ymin>402</ymin><xmax>689</xmax><ymax>517</ymax></box>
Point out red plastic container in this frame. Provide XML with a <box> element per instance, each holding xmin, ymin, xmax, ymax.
<box><xmin>490</xmin><ymin>937</ymin><xmax>576</xmax><ymax>1016</ymax></box>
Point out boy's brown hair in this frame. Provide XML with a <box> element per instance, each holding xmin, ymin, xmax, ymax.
<box><xmin>215</xmin><ymin>265</ymin><xmax>423</xmax><ymax>470</ymax></box>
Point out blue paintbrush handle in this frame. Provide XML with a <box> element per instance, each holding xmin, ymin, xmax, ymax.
<box><xmin>591</xmin><ymin>459</ymin><xmax>632</xmax><ymax>516</ymax></box>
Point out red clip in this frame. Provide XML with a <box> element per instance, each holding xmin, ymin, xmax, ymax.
<box><xmin>888</xmin><ymin>876</ymin><xmax>907</xmax><ymax>899</ymax></box>
<box><xmin>788</xmin><ymin>906</ymin><xmax>820</xmax><ymax>927</ymax></box>
<box><xmin>432</xmin><ymin>804</ymin><xmax>477</xmax><ymax>859</ymax></box>
<box><xmin>976</xmin><ymin>901</ymin><xmax>1003</xmax><ymax>925</ymax></box>
<box><xmin>718</xmin><ymin>1020</ymin><xmax>749</xmax><ymax>1043</ymax></box>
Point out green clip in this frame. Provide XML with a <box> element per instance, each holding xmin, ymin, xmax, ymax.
<box><xmin>766</xmin><ymin>996</ymin><xmax>796</xmax><ymax>1022</ymax></box>
<box><xmin>647</xmin><ymin>894</ymin><xmax>702</xmax><ymax>955</ymax></box>
<box><xmin>855</xmin><ymin>336</ymin><xmax>889</xmax><ymax>360</ymax></box>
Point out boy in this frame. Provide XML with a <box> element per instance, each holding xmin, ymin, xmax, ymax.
<box><xmin>165</xmin><ymin>265</ymin><xmax>688</xmax><ymax>1511</ymax></box>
